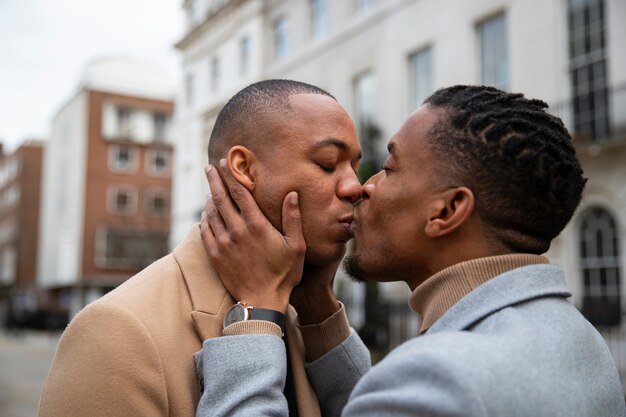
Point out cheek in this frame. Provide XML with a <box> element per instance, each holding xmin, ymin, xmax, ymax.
<box><xmin>252</xmin><ymin>180</ymin><xmax>284</xmax><ymax>230</ymax></box>
<box><xmin>295</xmin><ymin>175</ymin><xmax>336</xmax><ymax>208</ymax></box>
<box><xmin>370</xmin><ymin>193</ymin><xmax>420</xmax><ymax>244</ymax></box>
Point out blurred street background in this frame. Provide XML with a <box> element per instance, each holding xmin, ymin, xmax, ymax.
<box><xmin>0</xmin><ymin>331</ymin><xmax>59</xmax><ymax>417</ymax></box>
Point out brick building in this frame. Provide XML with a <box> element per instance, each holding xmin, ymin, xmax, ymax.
<box><xmin>0</xmin><ymin>141</ymin><xmax>44</xmax><ymax>326</ymax></box>
<box><xmin>37</xmin><ymin>57</ymin><xmax>176</xmax><ymax>317</ymax></box>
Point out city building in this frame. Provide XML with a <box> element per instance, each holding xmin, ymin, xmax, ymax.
<box><xmin>0</xmin><ymin>141</ymin><xmax>44</xmax><ymax>327</ymax></box>
<box><xmin>37</xmin><ymin>57</ymin><xmax>176</xmax><ymax>318</ymax></box>
<box><xmin>173</xmin><ymin>0</ymin><xmax>626</xmax><ymax>386</ymax></box>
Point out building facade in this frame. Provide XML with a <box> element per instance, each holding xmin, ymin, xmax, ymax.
<box><xmin>37</xmin><ymin>58</ymin><xmax>176</xmax><ymax>318</ymax></box>
<box><xmin>173</xmin><ymin>0</ymin><xmax>626</xmax><ymax>386</ymax></box>
<box><xmin>0</xmin><ymin>141</ymin><xmax>44</xmax><ymax>327</ymax></box>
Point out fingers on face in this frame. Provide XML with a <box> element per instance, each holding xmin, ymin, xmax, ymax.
<box><xmin>205</xmin><ymin>163</ymin><xmax>241</xmax><ymax>228</ymax></box>
<box><xmin>217</xmin><ymin>159</ymin><xmax>260</xmax><ymax>223</ymax></box>
<box><xmin>281</xmin><ymin>191</ymin><xmax>304</xmax><ymax>247</ymax></box>
<box><xmin>200</xmin><ymin>210</ymin><xmax>218</xmax><ymax>257</ymax></box>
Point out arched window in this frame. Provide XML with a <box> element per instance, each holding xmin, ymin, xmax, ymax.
<box><xmin>579</xmin><ymin>207</ymin><xmax>622</xmax><ymax>326</ymax></box>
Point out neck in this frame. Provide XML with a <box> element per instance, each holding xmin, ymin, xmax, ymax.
<box><xmin>407</xmin><ymin>236</ymin><xmax>508</xmax><ymax>291</ymax></box>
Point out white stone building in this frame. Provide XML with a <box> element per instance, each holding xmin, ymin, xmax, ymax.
<box><xmin>173</xmin><ymin>0</ymin><xmax>626</xmax><ymax>384</ymax></box>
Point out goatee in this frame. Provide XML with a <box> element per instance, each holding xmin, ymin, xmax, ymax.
<box><xmin>343</xmin><ymin>255</ymin><xmax>367</xmax><ymax>283</ymax></box>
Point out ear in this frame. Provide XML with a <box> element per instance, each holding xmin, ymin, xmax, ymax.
<box><xmin>424</xmin><ymin>187</ymin><xmax>475</xmax><ymax>238</ymax></box>
<box><xmin>226</xmin><ymin>146</ymin><xmax>258</xmax><ymax>192</ymax></box>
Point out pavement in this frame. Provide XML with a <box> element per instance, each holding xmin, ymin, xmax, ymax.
<box><xmin>0</xmin><ymin>330</ymin><xmax>61</xmax><ymax>417</ymax></box>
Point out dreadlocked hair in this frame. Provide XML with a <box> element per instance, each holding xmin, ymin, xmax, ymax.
<box><xmin>424</xmin><ymin>85</ymin><xmax>587</xmax><ymax>254</ymax></box>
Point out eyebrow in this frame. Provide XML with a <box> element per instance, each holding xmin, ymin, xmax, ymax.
<box><xmin>314</xmin><ymin>138</ymin><xmax>363</xmax><ymax>160</ymax></box>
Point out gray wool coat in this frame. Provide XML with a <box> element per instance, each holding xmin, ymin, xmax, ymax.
<box><xmin>195</xmin><ymin>264</ymin><xmax>626</xmax><ymax>417</ymax></box>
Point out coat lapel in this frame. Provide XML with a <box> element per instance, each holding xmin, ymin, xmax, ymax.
<box><xmin>173</xmin><ymin>225</ymin><xmax>235</xmax><ymax>342</ymax></box>
<box><xmin>175</xmin><ymin>226</ymin><xmax>322</xmax><ymax>417</ymax></box>
<box><xmin>427</xmin><ymin>264</ymin><xmax>572</xmax><ymax>334</ymax></box>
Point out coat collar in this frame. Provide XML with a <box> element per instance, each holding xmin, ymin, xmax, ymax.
<box><xmin>173</xmin><ymin>226</ymin><xmax>322</xmax><ymax>417</ymax></box>
<box><xmin>426</xmin><ymin>264</ymin><xmax>572</xmax><ymax>334</ymax></box>
<box><xmin>173</xmin><ymin>225</ymin><xmax>235</xmax><ymax>341</ymax></box>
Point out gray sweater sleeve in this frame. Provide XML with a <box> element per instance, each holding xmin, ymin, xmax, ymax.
<box><xmin>305</xmin><ymin>330</ymin><xmax>371</xmax><ymax>417</ymax></box>
<box><xmin>194</xmin><ymin>334</ymin><xmax>288</xmax><ymax>417</ymax></box>
<box><xmin>194</xmin><ymin>331</ymin><xmax>370</xmax><ymax>417</ymax></box>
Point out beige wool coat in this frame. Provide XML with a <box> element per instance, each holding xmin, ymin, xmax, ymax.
<box><xmin>39</xmin><ymin>226</ymin><xmax>321</xmax><ymax>417</ymax></box>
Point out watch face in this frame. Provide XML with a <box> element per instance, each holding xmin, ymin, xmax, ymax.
<box><xmin>223</xmin><ymin>303</ymin><xmax>249</xmax><ymax>328</ymax></box>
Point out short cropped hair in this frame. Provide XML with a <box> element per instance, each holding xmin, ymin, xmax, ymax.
<box><xmin>208</xmin><ymin>79</ymin><xmax>335</xmax><ymax>164</ymax></box>
<box><xmin>423</xmin><ymin>85</ymin><xmax>586</xmax><ymax>254</ymax></box>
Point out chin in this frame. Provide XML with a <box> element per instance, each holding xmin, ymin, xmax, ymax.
<box><xmin>304</xmin><ymin>243</ymin><xmax>347</xmax><ymax>266</ymax></box>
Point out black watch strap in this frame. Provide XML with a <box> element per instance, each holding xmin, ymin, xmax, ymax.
<box><xmin>250</xmin><ymin>308</ymin><xmax>285</xmax><ymax>332</ymax></box>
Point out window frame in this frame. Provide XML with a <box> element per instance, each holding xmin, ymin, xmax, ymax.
<box><xmin>144</xmin><ymin>188</ymin><xmax>169</xmax><ymax>217</ymax></box>
<box><xmin>408</xmin><ymin>46</ymin><xmax>434</xmax><ymax>112</ymax></box>
<box><xmin>579</xmin><ymin>206</ymin><xmax>622</xmax><ymax>326</ymax></box>
<box><xmin>108</xmin><ymin>144</ymin><xmax>139</xmax><ymax>174</ymax></box>
<box><xmin>106</xmin><ymin>185</ymin><xmax>138</xmax><ymax>216</ymax></box>
<box><xmin>477</xmin><ymin>12</ymin><xmax>510</xmax><ymax>91</ymax></box>
<box><xmin>274</xmin><ymin>16</ymin><xmax>289</xmax><ymax>62</ymax></box>
<box><xmin>145</xmin><ymin>148</ymin><xmax>171</xmax><ymax>177</ymax></box>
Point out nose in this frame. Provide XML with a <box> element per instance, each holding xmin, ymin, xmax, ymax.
<box><xmin>361</xmin><ymin>171</ymin><xmax>382</xmax><ymax>200</ymax></box>
<box><xmin>337</xmin><ymin>171</ymin><xmax>363</xmax><ymax>204</ymax></box>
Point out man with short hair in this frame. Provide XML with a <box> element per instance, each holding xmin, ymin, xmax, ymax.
<box><xmin>196</xmin><ymin>85</ymin><xmax>625</xmax><ymax>416</ymax></box>
<box><xmin>39</xmin><ymin>79</ymin><xmax>362</xmax><ymax>417</ymax></box>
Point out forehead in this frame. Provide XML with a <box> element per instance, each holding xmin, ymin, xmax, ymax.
<box><xmin>277</xmin><ymin>93</ymin><xmax>360</xmax><ymax>151</ymax></box>
<box><xmin>388</xmin><ymin>105</ymin><xmax>440</xmax><ymax>159</ymax></box>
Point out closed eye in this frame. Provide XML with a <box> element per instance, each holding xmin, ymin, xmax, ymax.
<box><xmin>318</xmin><ymin>164</ymin><xmax>336</xmax><ymax>173</ymax></box>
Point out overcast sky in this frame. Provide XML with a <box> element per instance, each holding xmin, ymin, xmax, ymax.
<box><xmin>0</xmin><ymin>0</ymin><xmax>184</xmax><ymax>153</ymax></box>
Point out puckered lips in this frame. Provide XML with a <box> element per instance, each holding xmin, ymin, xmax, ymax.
<box><xmin>338</xmin><ymin>213</ymin><xmax>354</xmax><ymax>240</ymax></box>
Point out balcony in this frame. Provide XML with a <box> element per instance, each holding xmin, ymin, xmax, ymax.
<box><xmin>550</xmin><ymin>83</ymin><xmax>626</xmax><ymax>151</ymax></box>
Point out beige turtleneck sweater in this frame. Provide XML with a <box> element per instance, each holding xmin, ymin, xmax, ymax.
<box><xmin>410</xmin><ymin>254</ymin><xmax>549</xmax><ymax>334</ymax></box>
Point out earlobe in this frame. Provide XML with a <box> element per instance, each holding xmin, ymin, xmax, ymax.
<box><xmin>425</xmin><ymin>187</ymin><xmax>475</xmax><ymax>238</ymax></box>
<box><xmin>226</xmin><ymin>146</ymin><xmax>257</xmax><ymax>192</ymax></box>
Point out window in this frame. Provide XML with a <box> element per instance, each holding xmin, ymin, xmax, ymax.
<box><xmin>356</xmin><ymin>0</ymin><xmax>375</xmax><ymax>12</ymax></box>
<box><xmin>210</xmin><ymin>56</ymin><xmax>220</xmax><ymax>92</ymax></box>
<box><xmin>0</xmin><ymin>247</ymin><xmax>16</xmax><ymax>284</ymax></box>
<box><xmin>478</xmin><ymin>13</ymin><xmax>509</xmax><ymax>90</ymax></box>
<box><xmin>274</xmin><ymin>16</ymin><xmax>289</xmax><ymax>62</ymax></box>
<box><xmin>310</xmin><ymin>0</ymin><xmax>328</xmax><ymax>39</ymax></box>
<box><xmin>107</xmin><ymin>186</ymin><xmax>137</xmax><ymax>216</ymax></box>
<box><xmin>146</xmin><ymin>149</ymin><xmax>170</xmax><ymax>176</ymax></box>
<box><xmin>2</xmin><ymin>185</ymin><xmax>20</xmax><ymax>209</ymax></box>
<box><xmin>185</xmin><ymin>73</ymin><xmax>195</xmax><ymax>106</ymax></box>
<box><xmin>240</xmin><ymin>36</ymin><xmax>251</xmax><ymax>76</ymax></box>
<box><xmin>567</xmin><ymin>0</ymin><xmax>609</xmax><ymax>141</ymax></box>
<box><xmin>153</xmin><ymin>113</ymin><xmax>167</xmax><ymax>143</ymax></box>
<box><xmin>96</xmin><ymin>227</ymin><xmax>169</xmax><ymax>269</ymax></box>
<box><xmin>579</xmin><ymin>207</ymin><xmax>622</xmax><ymax>326</ymax></box>
<box><xmin>408</xmin><ymin>47</ymin><xmax>433</xmax><ymax>110</ymax></box>
<box><xmin>109</xmin><ymin>144</ymin><xmax>138</xmax><ymax>173</ymax></box>
<box><xmin>145</xmin><ymin>189</ymin><xmax>169</xmax><ymax>217</ymax></box>
<box><xmin>117</xmin><ymin>107</ymin><xmax>132</xmax><ymax>137</ymax></box>
<box><xmin>353</xmin><ymin>71</ymin><xmax>379</xmax><ymax>181</ymax></box>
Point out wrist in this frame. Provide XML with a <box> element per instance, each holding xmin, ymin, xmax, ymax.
<box><xmin>238</xmin><ymin>290</ymin><xmax>291</xmax><ymax>314</ymax></box>
<box><xmin>291</xmin><ymin>286</ymin><xmax>340</xmax><ymax>325</ymax></box>
<box><xmin>223</xmin><ymin>302</ymin><xmax>286</xmax><ymax>334</ymax></box>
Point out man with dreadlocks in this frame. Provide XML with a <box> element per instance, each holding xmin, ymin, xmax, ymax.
<box><xmin>196</xmin><ymin>85</ymin><xmax>625</xmax><ymax>416</ymax></box>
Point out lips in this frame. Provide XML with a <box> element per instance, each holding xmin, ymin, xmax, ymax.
<box><xmin>349</xmin><ymin>208</ymin><xmax>360</xmax><ymax>236</ymax></box>
<box><xmin>338</xmin><ymin>214</ymin><xmax>354</xmax><ymax>239</ymax></box>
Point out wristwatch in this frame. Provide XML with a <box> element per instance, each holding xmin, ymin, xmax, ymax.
<box><xmin>223</xmin><ymin>302</ymin><xmax>285</xmax><ymax>333</ymax></box>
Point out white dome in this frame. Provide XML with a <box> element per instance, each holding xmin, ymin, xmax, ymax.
<box><xmin>81</xmin><ymin>57</ymin><xmax>175</xmax><ymax>100</ymax></box>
